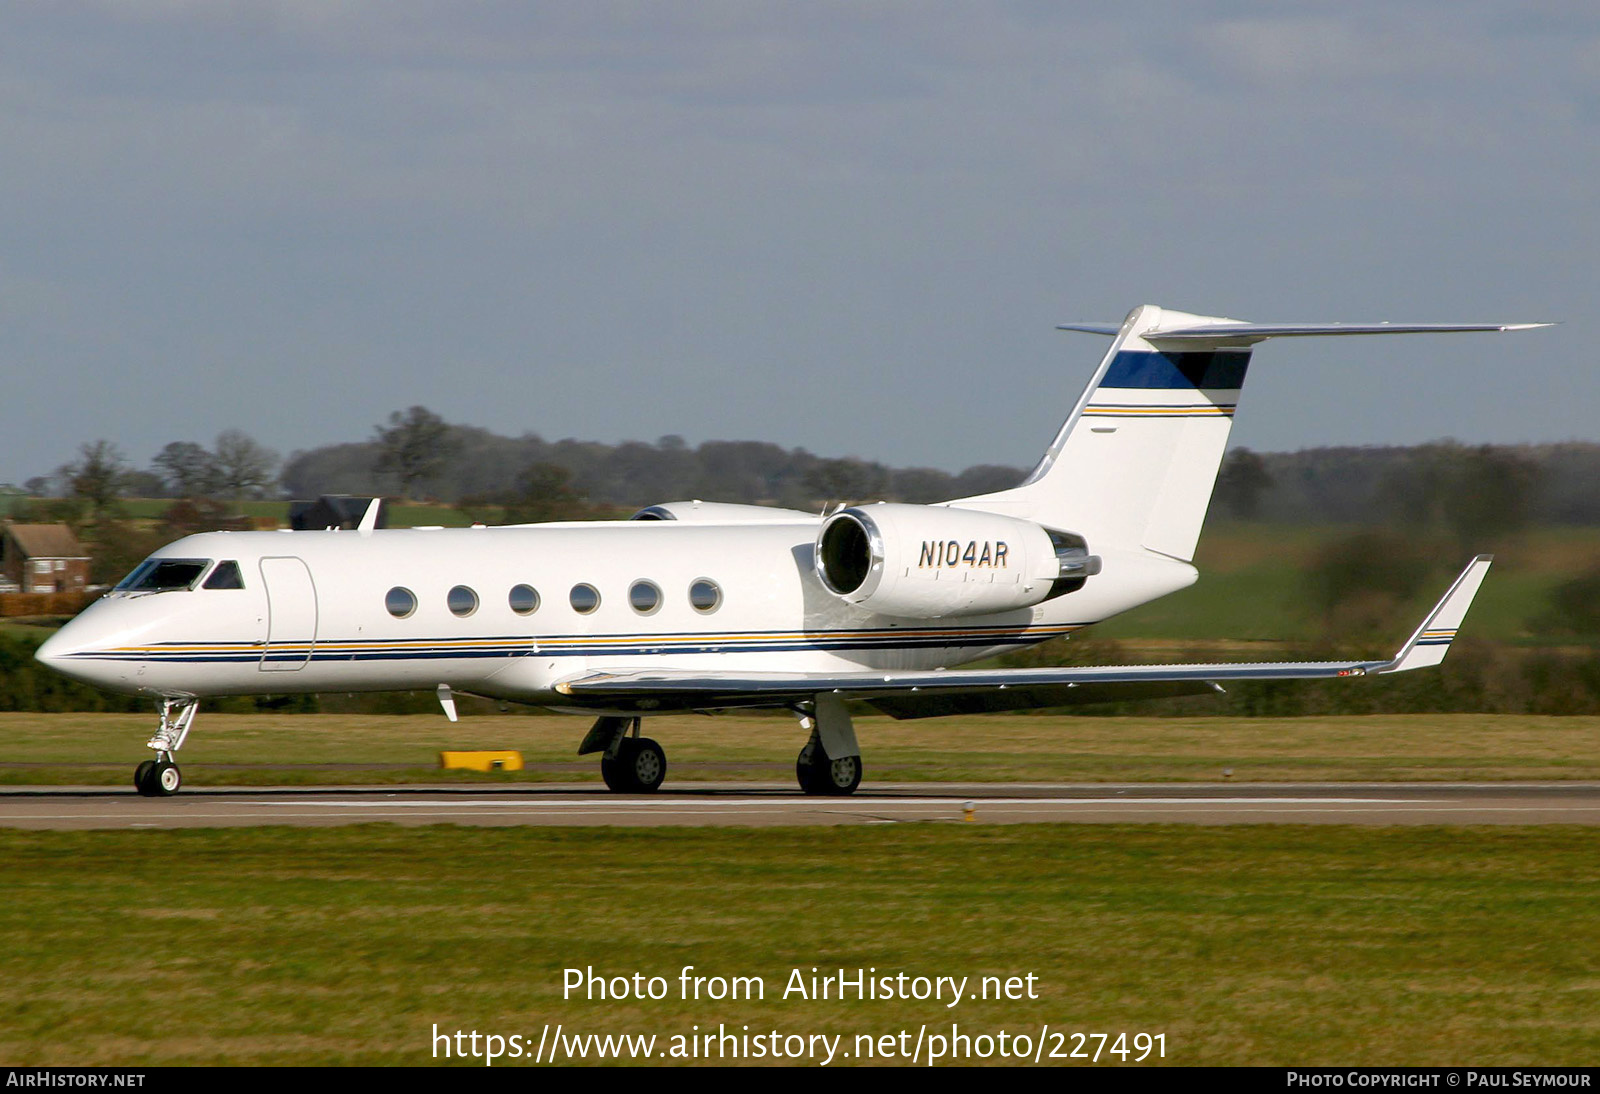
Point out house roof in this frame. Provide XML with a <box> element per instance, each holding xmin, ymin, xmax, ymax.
<box><xmin>4</xmin><ymin>523</ymin><xmax>88</xmax><ymax>559</ymax></box>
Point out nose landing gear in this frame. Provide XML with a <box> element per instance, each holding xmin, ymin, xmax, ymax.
<box><xmin>135</xmin><ymin>699</ymin><xmax>196</xmax><ymax>797</ymax></box>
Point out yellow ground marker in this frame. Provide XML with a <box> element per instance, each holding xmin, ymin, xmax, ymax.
<box><xmin>439</xmin><ymin>750</ymin><xmax>524</xmax><ymax>772</ymax></box>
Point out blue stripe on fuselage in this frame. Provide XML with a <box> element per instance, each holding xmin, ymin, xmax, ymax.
<box><xmin>1100</xmin><ymin>350</ymin><xmax>1251</xmax><ymax>390</ymax></box>
<box><xmin>64</xmin><ymin>625</ymin><xmax>1086</xmax><ymax>665</ymax></box>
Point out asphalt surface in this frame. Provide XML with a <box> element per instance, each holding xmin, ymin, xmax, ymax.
<box><xmin>3</xmin><ymin>782</ymin><xmax>1600</xmax><ymax>828</ymax></box>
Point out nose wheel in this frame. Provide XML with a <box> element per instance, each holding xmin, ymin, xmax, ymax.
<box><xmin>135</xmin><ymin>756</ymin><xmax>182</xmax><ymax>797</ymax></box>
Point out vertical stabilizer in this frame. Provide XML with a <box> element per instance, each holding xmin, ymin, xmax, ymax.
<box><xmin>951</xmin><ymin>305</ymin><xmax>1250</xmax><ymax>561</ymax></box>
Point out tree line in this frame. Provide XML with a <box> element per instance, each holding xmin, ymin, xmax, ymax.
<box><xmin>13</xmin><ymin>408</ymin><xmax>1600</xmax><ymax>531</ymax></box>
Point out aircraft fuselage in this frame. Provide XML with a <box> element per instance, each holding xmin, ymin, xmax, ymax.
<box><xmin>40</xmin><ymin>521</ymin><xmax>1196</xmax><ymax>708</ymax></box>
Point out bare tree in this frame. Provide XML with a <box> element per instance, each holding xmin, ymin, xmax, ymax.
<box><xmin>152</xmin><ymin>441</ymin><xmax>218</xmax><ymax>499</ymax></box>
<box><xmin>374</xmin><ymin>406</ymin><xmax>459</xmax><ymax>499</ymax></box>
<box><xmin>211</xmin><ymin>430</ymin><xmax>279</xmax><ymax>509</ymax></box>
<box><xmin>64</xmin><ymin>440</ymin><xmax>128</xmax><ymax>521</ymax></box>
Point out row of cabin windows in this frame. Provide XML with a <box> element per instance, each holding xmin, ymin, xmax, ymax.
<box><xmin>385</xmin><ymin>579</ymin><xmax>723</xmax><ymax>620</ymax></box>
<box><xmin>110</xmin><ymin>559</ymin><xmax>723</xmax><ymax>619</ymax></box>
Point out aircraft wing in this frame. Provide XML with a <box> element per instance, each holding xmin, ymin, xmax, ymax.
<box><xmin>555</xmin><ymin>556</ymin><xmax>1493</xmax><ymax>719</ymax></box>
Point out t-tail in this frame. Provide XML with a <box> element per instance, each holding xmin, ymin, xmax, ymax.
<box><xmin>950</xmin><ymin>305</ymin><xmax>1548</xmax><ymax>562</ymax></box>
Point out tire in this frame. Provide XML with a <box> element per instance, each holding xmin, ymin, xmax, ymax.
<box><xmin>795</xmin><ymin>739</ymin><xmax>821</xmax><ymax>794</ymax></box>
<box><xmin>134</xmin><ymin>760</ymin><xmax>156</xmax><ymax>794</ymax></box>
<box><xmin>151</xmin><ymin>760</ymin><xmax>182</xmax><ymax>797</ymax></box>
<box><xmin>600</xmin><ymin>742</ymin><xmax>638</xmax><ymax>792</ymax></box>
<box><xmin>600</xmin><ymin>738</ymin><xmax>666</xmax><ymax>793</ymax></box>
<box><xmin>797</xmin><ymin>739</ymin><xmax>862</xmax><ymax>796</ymax></box>
<box><xmin>628</xmin><ymin>738</ymin><xmax>667</xmax><ymax>793</ymax></box>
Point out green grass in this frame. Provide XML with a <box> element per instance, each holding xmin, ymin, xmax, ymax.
<box><xmin>1</xmin><ymin>824</ymin><xmax>1596</xmax><ymax>1065</ymax></box>
<box><xmin>6</xmin><ymin>712</ymin><xmax>1600</xmax><ymax>786</ymax></box>
<box><xmin>1090</xmin><ymin>522</ymin><xmax>1600</xmax><ymax>645</ymax></box>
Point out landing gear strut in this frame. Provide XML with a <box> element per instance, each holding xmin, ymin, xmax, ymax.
<box><xmin>135</xmin><ymin>699</ymin><xmax>196</xmax><ymax>797</ymax></box>
<box><xmin>580</xmin><ymin>716</ymin><xmax>667</xmax><ymax>793</ymax></box>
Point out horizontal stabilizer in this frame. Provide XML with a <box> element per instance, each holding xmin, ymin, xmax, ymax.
<box><xmin>1054</xmin><ymin>323</ymin><xmax>1123</xmax><ymax>336</ymax></box>
<box><xmin>1059</xmin><ymin>319</ymin><xmax>1551</xmax><ymax>346</ymax></box>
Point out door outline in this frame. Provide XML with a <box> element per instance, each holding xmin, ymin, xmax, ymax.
<box><xmin>259</xmin><ymin>556</ymin><xmax>318</xmax><ymax>671</ymax></box>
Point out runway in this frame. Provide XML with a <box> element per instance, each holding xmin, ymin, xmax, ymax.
<box><xmin>4</xmin><ymin>781</ymin><xmax>1600</xmax><ymax>829</ymax></box>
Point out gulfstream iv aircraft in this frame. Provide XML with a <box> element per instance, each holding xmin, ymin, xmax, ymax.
<box><xmin>37</xmin><ymin>306</ymin><xmax>1543</xmax><ymax>796</ymax></box>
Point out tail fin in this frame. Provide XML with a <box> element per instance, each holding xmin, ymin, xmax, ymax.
<box><xmin>952</xmin><ymin>304</ymin><xmax>1249</xmax><ymax>561</ymax></box>
<box><xmin>951</xmin><ymin>305</ymin><xmax>1548</xmax><ymax>562</ymax></box>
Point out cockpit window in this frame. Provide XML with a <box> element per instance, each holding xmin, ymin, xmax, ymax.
<box><xmin>114</xmin><ymin>558</ymin><xmax>210</xmax><ymax>593</ymax></box>
<box><xmin>203</xmin><ymin>560</ymin><xmax>245</xmax><ymax>590</ymax></box>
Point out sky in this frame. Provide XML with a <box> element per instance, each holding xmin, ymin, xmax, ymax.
<box><xmin>2</xmin><ymin>1</ymin><xmax>1596</xmax><ymax>486</ymax></box>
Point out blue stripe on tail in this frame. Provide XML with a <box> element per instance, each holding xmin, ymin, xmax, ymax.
<box><xmin>1100</xmin><ymin>350</ymin><xmax>1251</xmax><ymax>390</ymax></box>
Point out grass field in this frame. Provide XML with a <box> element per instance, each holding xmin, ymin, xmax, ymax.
<box><xmin>5</xmin><ymin>711</ymin><xmax>1600</xmax><ymax>786</ymax></box>
<box><xmin>1090</xmin><ymin>522</ymin><xmax>1600</xmax><ymax>646</ymax></box>
<box><xmin>2</xmin><ymin>824</ymin><xmax>1596</xmax><ymax>1066</ymax></box>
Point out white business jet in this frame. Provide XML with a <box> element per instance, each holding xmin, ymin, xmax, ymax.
<box><xmin>37</xmin><ymin>306</ymin><xmax>1543</xmax><ymax>797</ymax></box>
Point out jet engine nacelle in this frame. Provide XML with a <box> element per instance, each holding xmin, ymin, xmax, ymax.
<box><xmin>814</xmin><ymin>503</ymin><xmax>1099</xmax><ymax>618</ymax></box>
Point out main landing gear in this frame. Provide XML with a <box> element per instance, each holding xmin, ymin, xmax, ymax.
<box><xmin>135</xmin><ymin>698</ymin><xmax>197</xmax><ymax>797</ymax></box>
<box><xmin>793</xmin><ymin>694</ymin><xmax>863</xmax><ymax>796</ymax></box>
<box><xmin>579</xmin><ymin>716</ymin><xmax>667</xmax><ymax>793</ymax></box>
<box><xmin>795</xmin><ymin>734</ymin><xmax>862</xmax><ymax>796</ymax></box>
<box><xmin>576</xmin><ymin>695</ymin><xmax>865</xmax><ymax>797</ymax></box>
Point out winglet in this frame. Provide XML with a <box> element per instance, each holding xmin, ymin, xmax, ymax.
<box><xmin>1380</xmin><ymin>555</ymin><xmax>1494</xmax><ymax>673</ymax></box>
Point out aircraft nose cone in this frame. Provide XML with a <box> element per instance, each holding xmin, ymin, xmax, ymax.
<box><xmin>35</xmin><ymin>627</ymin><xmax>72</xmax><ymax>668</ymax></box>
<box><xmin>35</xmin><ymin>619</ymin><xmax>111</xmax><ymax>687</ymax></box>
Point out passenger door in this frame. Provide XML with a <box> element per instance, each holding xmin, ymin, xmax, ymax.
<box><xmin>259</xmin><ymin>556</ymin><xmax>318</xmax><ymax>671</ymax></box>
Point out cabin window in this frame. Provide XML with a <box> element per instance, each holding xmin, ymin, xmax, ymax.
<box><xmin>509</xmin><ymin>584</ymin><xmax>540</xmax><ymax>615</ymax></box>
<box><xmin>203</xmin><ymin>561</ymin><xmax>245</xmax><ymax>590</ymax></box>
<box><xmin>569</xmin><ymin>583</ymin><xmax>601</xmax><ymax>614</ymax></box>
<box><xmin>689</xmin><ymin>579</ymin><xmax>722</xmax><ymax>613</ymax></box>
<box><xmin>114</xmin><ymin>558</ymin><xmax>210</xmax><ymax>593</ymax></box>
<box><xmin>629</xmin><ymin>580</ymin><xmax>661</xmax><ymax>614</ymax></box>
<box><xmin>447</xmin><ymin>585</ymin><xmax>479</xmax><ymax>617</ymax></box>
<box><xmin>385</xmin><ymin>587</ymin><xmax>417</xmax><ymax>618</ymax></box>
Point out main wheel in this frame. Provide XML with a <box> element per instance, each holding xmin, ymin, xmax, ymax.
<box><xmin>796</xmin><ymin>739</ymin><xmax>862</xmax><ymax>796</ymax></box>
<box><xmin>134</xmin><ymin>759</ymin><xmax>156</xmax><ymax>794</ymax></box>
<box><xmin>600</xmin><ymin>738</ymin><xmax>667</xmax><ymax>793</ymax></box>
